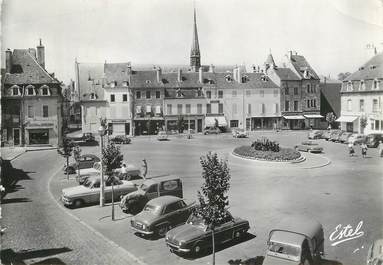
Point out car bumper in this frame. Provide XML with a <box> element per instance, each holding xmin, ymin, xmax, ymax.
<box><xmin>61</xmin><ymin>195</ymin><xmax>73</xmax><ymax>206</ymax></box>
<box><xmin>130</xmin><ymin>226</ymin><xmax>154</xmax><ymax>235</ymax></box>
<box><xmin>166</xmin><ymin>242</ymin><xmax>191</xmax><ymax>253</ymax></box>
<box><xmin>310</xmin><ymin>148</ymin><xmax>323</xmax><ymax>153</ymax></box>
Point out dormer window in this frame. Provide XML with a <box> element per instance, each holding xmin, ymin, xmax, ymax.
<box><xmin>261</xmin><ymin>75</ymin><xmax>268</xmax><ymax>82</ymax></box>
<box><xmin>90</xmin><ymin>93</ymin><xmax>96</xmax><ymax>100</ymax></box>
<box><xmin>122</xmin><ymin>81</ymin><xmax>129</xmax><ymax>87</ymax></box>
<box><xmin>11</xmin><ymin>85</ymin><xmax>20</xmax><ymax>96</ymax></box>
<box><xmin>197</xmin><ymin>88</ymin><xmax>202</xmax><ymax>97</ymax></box>
<box><xmin>304</xmin><ymin>70</ymin><xmax>310</xmax><ymax>79</ymax></box>
<box><xmin>176</xmin><ymin>89</ymin><xmax>183</xmax><ymax>98</ymax></box>
<box><xmin>136</xmin><ymin>106</ymin><xmax>142</xmax><ymax>114</ymax></box>
<box><xmin>359</xmin><ymin>80</ymin><xmax>365</xmax><ymax>91</ymax></box>
<box><xmin>26</xmin><ymin>85</ymin><xmax>35</xmax><ymax>96</ymax></box>
<box><xmin>41</xmin><ymin>85</ymin><xmax>50</xmax><ymax>96</ymax></box>
<box><xmin>347</xmin><ymin>81</ymin><xmax>353</xmax><ymax>91</ymax></box>
<box><xmin>242</xmin><ymin>75</ymin><xmax>249</xmax><ymax>83</ymax></box>
<box><xmin>370</xmin><ymin>65</ymin><xmax>376</xmax><ymax>70</ymax></box>
<box><xmin>225</xmin><ymin>75</ymin><xmax>233</xmax><ymax>82</ymax></box>
<box><xmin>110</xmin><ymin>81</ymin><xmax>116</xmax><ymax>88</ymax></box>
<box><xmin>145</xmin><ymin>80</ymin><xmax>151</xmax><ymax>84</ymax></box>
<box><xmin>373</xmin><ymin>79</ymin><xmax>380</xmax><ymax>90</ymax></box>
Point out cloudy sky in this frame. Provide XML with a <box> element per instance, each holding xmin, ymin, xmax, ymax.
<box><xmin>2</xmin><ymin>0</ymin><xmax>383</xmax><ymax>83</ymax></box>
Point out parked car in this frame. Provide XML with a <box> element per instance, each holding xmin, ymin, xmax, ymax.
<box><xmin>308</xmin><ymin>130</ymin><xmax>323</xmax><ymax>140</ymax></box>
<box><xmin>367</xmin><ymin>239</ymin><xmax>383</xmax><ymax>265</ymax></box>
<box><xmin>349</xmin><ymin>133</ymin><xmax>367</xmax><ymax>145</ymax></box>
<box><xmin>120</xmin><ymin>175</ymin><xmax>183</xmax><ymax>214</ymax></box>
<box><xmin>63</xmin><ymin>154</ymin><xmax>100</xmax><ymax>174</ymax></box>
<box><xmin>339</xmin><ymin>132</ymin><xmax>352</xmax><ymax>143</ymax></box>
<box><xmin>61</xmin><ymin>176</ymin><xmax>138</xmax><ymax>208</ymax></box>
<box><xmin>366</xmin><ymin>133</ymin><xmax>383</xmax><ymax>148</ymax></box>
<box><xmin>157</xmin><ymin>131</ymin><xmax>169</xmax><ymax>141</ymax></box>
<box><xmin>321</xmin><ymin>130</ymin><xmax>332</xmax><ymax>141</ymax></box>
<box><xmin>110</xmin><ymin>135</ymin><xmax>131</xmax><ymax>144</ymax></box>
<box><xmin>67</xmin><ymin>132</ymin><xmax>96</xmax><ymax>144</ymax></box>
<box><xmin>203</xmin><ymin>127</ymin><xmax>220</xmax><ymax>135</ymax></box>
<box><xmin>131</xmin><ymin>196</ymin><xmax>196</xmax><ymax>237</ymax></box>
<box><xmin>263</xmin><ymin>216</ymin><xmax>324</xmax><ymax>265</ymax></box>
<box><xmin>295</xmin><ymin>141</ymin><xmax>323</xmax><ymax>153</ymax></box>
<box><xmin>232</xmin><ymin>129</ymin><xmax>248</xmax><ymax>138</ymax></box>
<box><xmin>329</xmin><ymin>130</ymin><xmax>343</xmax><ymax>142</ymax></box>
<box><xmin>165</xmin><ymin>211</ymin><xmax>250</xmax><ymax>255</ymax></box>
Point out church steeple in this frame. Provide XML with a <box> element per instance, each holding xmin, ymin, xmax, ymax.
<box><xmin>190</xmin><ymin>5</ymin><xmax>201</xmax><ymax>72</ymax></box>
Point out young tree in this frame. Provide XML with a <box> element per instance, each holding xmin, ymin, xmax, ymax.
<box><xmin>177</xmin><ymin>115</ymin><xmax>184</xmax><ymax>133</ymax></box>
<box><xmin>102</xmin><ymin>142</ymin><xmax>124</xmax><ymax>177</ymax></box>
<box><xmin>57</xmin><ymin>136</ymin><xmax>74</xmax><ymax>180</ymax></box>
<box><xmin>194</xmin><ymin>152</ymin><xmax>231</xmax><ymax>265</ymax></box>
<box><xmin>326</xmin><ymin>112</ymin><xmax>336</xmax><ymax>129</ymax></box>
<box><xmin>360</xmin><ymin>116</ymin><xmax>367</xmax><ymax>134</ymax></box>
<box><xmin>72</xmin><ymin>145</ymin><xmax>82</xmax><ymax>181</ymax></box>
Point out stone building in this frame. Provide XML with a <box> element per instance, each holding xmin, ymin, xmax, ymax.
<box><xmin>1</xmin><ymin>40</ymin><xmax>64</xmax><ymax>147</ymax></box>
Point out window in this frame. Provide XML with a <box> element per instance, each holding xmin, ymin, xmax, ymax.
<box><xmin>347</xmin><ymin>99</ymin><xmax>352</xmax><ymax>111</ymax></box>
<box><xmin>313</xmin><ymin>99</ymin><xmax>317</xmax><ymax>108</ymax></box>
<box><xmin>261</xmin><ymin>103</ymin><xmax>265</xmax><ymax>114</ymax></box>
<box><xmin>218</xmin><ymin>90</ymin><xmax>223</xmax><ymax>98</ymax></box>
<box><xmin>155</xmin><ymin>106</ymin><xmax>161</xmax><ymax>114</ymax></box>
<box><xmin>218</xmin><ymin>103</ymin><xmax>223</xmax><ymax>114</ymax></box>
<box><xmin>156</xmin><ymin>91</ymin><xmax>161</xmax><ymax>98</ymax></box>
<box><xmin>43</xmin><ymin>105</ymin><xmax>48</xmax><ymax>117</ymax></box>
<box><xmin>122</xmin><ymin>81</ymin><xmax>128</xmax><ymax>87</ymax></box>
<box><xmin>242</xmin><ymin>75</ymin><xmax>249</xmax><ymax>83</ymax></box>
<box><xmin>307</xmin><ymin>84</ymin><xmax>311</xmax><ymax>93</ymax></box>
<box><xmin>110</xmin><ymin>81</ymin><xmax>116</xmax><ymax>88</ymax></box>
<box><xmin>274</xmin><ymin>103</ymin><xmax>279</xmax><ymax>114</ymax></box>
<box><xmin>146</xmin><ymin>91</ymin><xmax>151</xmax><ymax>99</ymax></box>
<box><xmin>110</xmin><ymin>94</ymin><xmax>115</xmax><ymax>102</ymax></box>
<box><xmin>373</xmin><ymin>80</ymin><xmax>380</xmax><ymax>90</ymax></box>
<box><xmin>260</xmin><ymin>90</ymin><xmax>264</xmax><ymax>97</ymax></box>
<box><xmin>206</xmin><ymin>104</ymin><xmax>211</xmax><ymax>114</ymax></box>
<box><xmin>285</xmin><ymin>87</ymin><xmax>289</xmax><ymax>95</ymax></box>
<box><xmin>90</xmin><ymin>93</ymin><xmax>96</xmax><ymax>100</ymax></box>
<box><xmin>177</xmin><ymin>104</ymin><xmax>182</xmax><ymax>114</ymax></box>
<box><xmin>347</xmin><ymin>82</ymin><xmax>353</xmax><ymax>91</ymax></box>
<box><xmin>225</xmin><ymin>75</ymin><xmax>233</xmax><ymax>82</ymax></box>
<box><xmin>285</xmin><ymin>100</ymin><xmax>290</xmax><ymax>111</ymax></box>
<box><xmin>27</xmin><ymin>86</ymin><xmax>34</xmax><ymax>95</ymax></box>
<box><xmin>359</xmin><ymin>99</ymin><xmax>364</xmax><ymax>112</ymax></box>
<box><xmin>230</xmin><ymin>120</ymin><xmax>239</xmax><ymax>127</ymax></box>
<box><xmin>146</xmin><ymin>105</ymin><xmax>152</xmax><ymax>113</ymax></box>
<box><xmin>136</xmin><ymin>106</ymin><xmax>142</xmax><ymax>114</ymax></box>
<box><xmin>307</xmin><ymin>100</ymin><xmax>310</xmax><ymax>108</ymax></box>
<box><xmin>247</xmin><ymin>104</ymin><xmax>251</xmax><ymax>115</ymax></box>
<box><xmin>274</xmin><ymin>89</ymin><xmax>278</xmax><ymax>97</ymax></box>
<box><xmin>42</xmin><ymin>86</ymin><xmax>49</xmax><ymax>95</ymax></box>
<box><xmin>373</xmin><ymin>99</ymin><xmax>378</xmax><ymax>112</ymax></box>
<box><xmin>232</xmin><ymin>103</ymin><xmax>237</xmax><ymax>115</ymax></box>
<box><xmin>232</xmin><ymin>90</ymin><xmax>237</xmax><ymax>97</ymax></box>
<box><xmin>294</xmin><ymin>87</ymin><xmax>298</xmax><ymax>95</ymax></box>
<box><xmin>294</xmin><ymin>101</ymin><xmax>299</xmax><ymax>111</ymax></box>
<box><xmin>167</xmin><ymin>104</ymin><xmax>172</xmax><ymax>115</ymax></box>
<box><xmin>197</xmin><ymin>88</ymin><xmax>202</xmax><ymax>97</ymax></box>
<box><xmin>371</xmin><ymin>121</ymin><xmax>375</xmax><ymax>130</ymax></box>
<box><xmin>375</xmin><ymin>120</ymin><xmax>380</xmax><ymax>130</ymax></box>
<box><xmin>186</xmin><ymin>104</ymin><xmax>191</xmax><ymax>114</ymax></box>
<box><xmin>28</xmin><ymin>106</ymin><xmax>34</xmax><ymax>118</ymax></box>
<box><xmin>246</xmin><ymin>90</ymin><xmax>251</xmax><ymax>97</ymax></box>
<box><xmin>176</xmin><ymin>89</ymin><xmax>183</xmax><ymax>97</ymax></box>
<box><xmin>123</xmin><ymin>94</ymin><xmax>128</xmax><ymax>102</ymax></box>
<box><xmin>12</xmin><ymin>86</ymin><xmax>19</xmax><ymax>96</ymax></box>
<box><xmin>206</xmin><ymin>91</ymin><xmax>211</xmax><ymax>99</ymax></box>
<box><xmin>359</xmin><ymin>80</ymin><xmax>365</xmax><ymax>91</ymax></box>
<box><xmin>136</xmin><ymin>91</ymin><xmax>141</xmax><ymax>99</ymax></box>
<box><xmin>197</xmin><ymin>104</ymin><xmax>202</xmax><ymax>114</ymax></box>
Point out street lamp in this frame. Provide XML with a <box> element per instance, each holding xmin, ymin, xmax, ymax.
<box><xmin>98</xmin><ymin>125</ymin><xmax>106</xmax><ymax>207</ymax></box>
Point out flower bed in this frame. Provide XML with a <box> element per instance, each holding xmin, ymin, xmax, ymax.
<box><xmin>233</xmin><ymin>145</ymin><xmax>301</xmax><ymax>162</ymax></box>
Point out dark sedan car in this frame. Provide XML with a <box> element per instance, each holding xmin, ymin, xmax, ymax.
<box><xmin>203</xmin><ymin>127</ymin><xmax>221</xmax><ymax>135</ymax></box>
<box><xmin>131</xmin><ymin>196</ymin><xmax>195</xmax><ymax>237</ymax></box>
<box><xmin>63</xmin><ymin>154</ymin><xmax>100</xmax><ymax>174</ymax></box>
<box><xmin>165</xmin><ymin>211</ymin><xmax>250</xmax><ymax>255</ymax></box>
<box><xmin>110</xmin><ymin>135</ymin><xmax>131</xmax><ymax>144</ymax></box>
<box><xmin>366</xmin><ymin>133</ymin><xmax>383</xmax><ymax>148</ymax></box>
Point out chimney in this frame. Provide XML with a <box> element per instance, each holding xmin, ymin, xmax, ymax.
<box><xmin>251</xmin><ymin>64</ymin><xmax>256</xmax><ymax>73</ymax></box>
<box><xmin>5</xmin><ymin>48</ymin><xmax>12</xmax><ymax>73</ymax></box>
<box><xmin>156</xmin><ymin>67</ymin><xmax>162</xmax><ymax>83</ymax></box>
<box><xmin>209</xmin><ymin>64</ymin><xmax>215</xmax><ymax>73</ymax></box>
<box><xmin>199</xmin><ymin>67</ymin><xmax>203</xmax><ymax>83</ymax></box>
<box><xmin>237</xmin><ymin>67</ymin><xmax>242</xmax><ymax>83</ymax></box>
<box><xmin>233</xmin><ymin>68</ymin><xmax>237</xmax><ymax>81</ymax></box>
<box><xmin>127</xmin><ymin>62</ymin><xmax>132</xmax><ymax>74</ymax></box>
<box><xmin>257</xmin><ymin>66</ymin><xmax>260</xmax><ymax>73</ymax></box>
<box><xmin>177</xmin><ymin>69</ymin><xmax>182</xmax><ymax>82</ymax></box>
<box><xmin>28</xmin><ymin>48</ymin><xmax>37</xmax><ymax>59</ymax></box>
<box><xmin>37</xmin><ymin>39</ymin><xmax>45</xmax><ymax>68</ymax></box>
<box><xmin>288</xmin><ymin>50</ymin><xmax>293</xmax><ymax>60</ymax></box>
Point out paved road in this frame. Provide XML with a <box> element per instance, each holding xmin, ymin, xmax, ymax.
<box><xmin>1</xmin><ymin>150</ymin><xmax>139</xmax><ymax>265</ymax></box>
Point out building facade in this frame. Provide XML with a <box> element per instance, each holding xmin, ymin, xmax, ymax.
<box><xmin>1</xmin><ymin>40</ymin><xmax>64</xmax><ymax>147</ymax></box>
<box><xmin>337</xmin><ymin>52</ymin><xmax>383</xmax><ymax>134</ymax></box>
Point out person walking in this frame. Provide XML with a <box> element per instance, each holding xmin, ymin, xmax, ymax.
<box><xmin>120</xmin><ymin>163</ymin><xmax>128</xmax><ymax>180</ymax></box>
<box><xmin>361</xmin><ymin>142</ymin><xmax>368</xmax><ymax>158</ymax></box>
<box><xmin>348</xmin><ymin>141</ymin><xmax>355</xmax><ymax>157</ymax></box>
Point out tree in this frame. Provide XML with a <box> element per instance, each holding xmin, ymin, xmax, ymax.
<box><xmin>214</xmin><ymin>118</ymin><xmax>219</xmax><ymax>129</ymax></box>
<box><xmin>194</xmin><ymin>152</ymin><xmax>231</xmax><ymax>265</ymax></box>
<box><xmin>326</xmin><ymin>112</ymin><xmax>336</xmax><ymax>129</ymax></box>
<box><xmin>337</xmin><ymin>72</ymin><xmax>351</xmax><ymax>81</ymax></box>
<box><xmin>102</xmin><ymin>142</ymin><xmax>124</xmax><ymax>177</ymax></box>
<box><xmin>177</xmin><ymin>115</ymin><xmax>184</xmax><ymax>133</ymax></box>
<box><xmin>73</xmin><ymin>145</ymin><xmax>82</xmax><ymax>182</ymax></box>
<box><xmin>57</xmin><ymin>136</ymin><xmax>74</xmax><ymax>180</ymax></box>
<box><xmin>360</xmin><ymin>116</ymin><xmax>367</xmax><ymax>134</ymax></box>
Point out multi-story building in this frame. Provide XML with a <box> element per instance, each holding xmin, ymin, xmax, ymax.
<box><xmin>337</xmin><ymin>52</ymin><xmax>383</xmax><ymax>134</ymax></box>
<box><xmin>1</xmin><ymin>40</ymin><xmax>64</xmax><ymax>147</ymax></box>
<box><xmin>266</xmin><ymin>51</ymin><xmax>322</xmax><ymax>129</ymax></box>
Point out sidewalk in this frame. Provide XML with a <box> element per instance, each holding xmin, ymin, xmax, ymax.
<box><xmin>0</xmin><ymin>147</ymin><xmax>26</xmax><ymax>161</ymax></box>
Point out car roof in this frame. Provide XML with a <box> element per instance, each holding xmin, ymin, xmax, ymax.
<box><xmin>147</xmin><ymin>195</ymin><xmax>182</xmax><ymax>206</ymax></box>
<box><xmin>81</xmin><ymin>154</ymin><xmax>99</xmax><ymax>159</ymax></box>
<box><xmin>146</xmin><ymin>174</ymin><xmax>180</xmax><ymax>182</ymax></box>
<box><xmin>270</xmin><ymin>216</ymin><xmax>323</xmax><ymax>239</ymax></box>
<box><xmin>270</xmin><ymin>230</ymin><xmax>306</xmax><ymax>247</ymax></box>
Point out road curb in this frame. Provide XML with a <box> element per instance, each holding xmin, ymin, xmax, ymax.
<box><xmin>47</xmin><ymin>167</ymin><xmax>147</xmax><ymax>265</ymax></box>
<box><xmin>300</xmin><ymin>154</ymin><xmax>332</xmax><ymax>169</ymax></box>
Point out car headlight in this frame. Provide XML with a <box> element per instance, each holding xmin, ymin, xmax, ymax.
<box><xmin>179</xmin><ymin>240</ymin><xmax>185</xmax><ymax>246</ymax></box>
<box><xmin>142</xmin><ymin>224</ymin><xmax>146</xmax><ymax>230</ymax></box>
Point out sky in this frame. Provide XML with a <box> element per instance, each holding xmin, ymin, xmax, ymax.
<box><xmin>1</xmin><ymin>0</ymin><xmax>383</xmax><ymax>84</ymax></box>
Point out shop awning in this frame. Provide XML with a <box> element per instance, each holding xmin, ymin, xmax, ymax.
<box><xmin>335</xmin><ymin>116</ymin><xmax>358</xmax><ymax>122</ymax></box>
<box><xmin>205</xmin><ymin>116</ymin><xmax>227</xmax><ymax>127</ymax></box>
<box><xmin>304</xmin><ymin>114</ymin><xmax>323</xmax><ymax>119</ymax></box>
<box><xmin>283</xmin><ymin>115</ymin><xmax>305</xmax><ymax>120</ymax></box>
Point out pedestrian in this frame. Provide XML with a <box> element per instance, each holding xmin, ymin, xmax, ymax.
<box><xmin>120</xmin><ymin>163</ymin><xmax>128</xmax><ymax>180</ymax></box>
<box><xmin>361</xmin><ymin>142</ymin><xmax>368</xmax><ymax>158</ymax></box>
<box><xmin>348</xmin><ymin>141</ymin><xmax>355</xmax><ymax>157</ymax></box>
<box><xmin>379</xmin><ymin>141</ymin><xmax>383</xmax><ymax>157</ymax></box>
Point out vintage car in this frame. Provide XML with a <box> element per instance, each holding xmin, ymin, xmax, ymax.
<box><xmin>339</xmin><ymin>132</ymin><xmax>352</xmax><ymax>143</ymax></box>
<box><xmin>232</xmin><ymin>129</ymin><xmax>248</xmax><ymax>138</ymax></box>
<box><xmin>366</xmin><ymin>133</ymin><xmax>383</xmax><ymax>148</ymax></box>
<box><xmin>63</xmin><ymin>154</ymin><xmax>100</xmax><ymax>174</ymax></box>
<box><xmin>329</xmin><ymin>130</ymin><xmax>344</xmax><ymax>142</ymax></box>
<box><xmin>321</xmin><ymin>130</ymin><xmax>332</xmax><ymax>141</ymax></box>
<box><xmin>165</xmin><ymin>211</ymin><xmax>250</xmax><ymax>255</ymax></box>
<box><xmin>308</xmin><ymin>130</ymin><xmax>323</xmax><ymax>140</ymax></box>
<box><xmin>263</xmin><ymin>216</ymin><xmax>324</xmax><ymax>265</ymax></box>
<box><xmin>130</xmin><ymin>196</ymin><xmax>195</xmax><ymax>237</ymax></box>
<box><xmin>203</xmin><ymin>127</ymin><xmax>221</xmax><ymax>135</ymax></box>
<box><xmin>157</xmin><ymin>131</ymin><xmax>169</xmax><ymax>141</ymax></box>
<box><xmin>348</xmin><ymin>133</ymin><xmax>367</xmax><ymax>145</ymax></box>
<box><xmin>367</xmin><ymin>239</ymin><xmax>383</xmax><ymax>265</ymax></box>
<box><xmin>110</xmin><ymin>135</ymin><xmax>131</xmax><ymax>144</ymax></box>
<box><xmin>295</xmin><ymin>141</ymin><xmax>323</xmax><ymax>153</ymax></box>
<box><xmin>61</xmin><ymin>176</ymin><xmax>138</xmax><ymax>208</ymax></box>
<box><xmin>120</xmin><ymin>175</ymin><xmax>183</xmax><ymax>214</ymax></box>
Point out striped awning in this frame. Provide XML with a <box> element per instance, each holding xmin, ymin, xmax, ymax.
<box><xmin>283</xmin><ymin>115</ymin><xmax>305</xmax><ymax>120</ymax></box>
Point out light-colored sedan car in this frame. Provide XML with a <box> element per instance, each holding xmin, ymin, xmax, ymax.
<box><xmin>308</xmin><ymin>130</ymin><xmax>323</xmax><ymax>139</ymax></box>
<box><xmin>232</xmin><ymin>129</ymin><xmax>248</xmax><ymax>138</ymax></box>
<box><xmin>61</xmin><ymin>176</ymin><xmax>138</xmax><ymax>208</ymax></box>
<box><xmin>157</xmin><ymin>131</ymin><xmax>168</xmax><ymax>141</ymax></box>
<box><xmin>296</xmin><ymin>141</ymin><xmax>323</xmax><ymax>153</ymax></box>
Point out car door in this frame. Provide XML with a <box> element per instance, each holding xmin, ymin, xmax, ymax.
<box><xmin>78</xmin><ymin>157</ymin><xmax>86</xmax><ymax>169</ymax></box>
<box><xmin>162</xmin><ymin>202</ymin><xmax>180</xmax><ymax>226</ymax></box>
<box><xmin>177</xmin><ymin>200</ymin><xmax>193</xmax><ymax>224</ymax></box>
<box><xmin>146</xmin><ymin>184</ymin><xmax>159</xmax><ymax>201</ymax></box>
<box><xmin>214</xmin><ymin>219</ymin><xmax>234</xmax><ymax>244</ymax></box>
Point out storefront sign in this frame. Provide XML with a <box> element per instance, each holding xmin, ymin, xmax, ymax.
<box><xmin>111</xmin><ymin>119</ymin><xmax>128</xmax><ymax>123</ymax></box>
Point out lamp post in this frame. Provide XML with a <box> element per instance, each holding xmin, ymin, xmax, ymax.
<box><xmin>98</xmin><ymin>125</ymin><xmax>106</xmax><ymax>207</ymax></box>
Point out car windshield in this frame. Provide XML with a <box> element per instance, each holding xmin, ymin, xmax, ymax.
<box><xmin>187</xmin><ymin>214</ymin><xmax>207</xmax><ymax>229</ymax></box>
<box><xmin>143</xmin><ymin>204</ymin><xmax>162</xmax><ymax>215</ymax></box>
<box><xmin>267</xmin><ymin>241</ymin><xmax>301</xmax><ymax>261</ymax></box>
<box><xmin>83</xmin><ymin>180</ymin><xmax>92</xmax><ymax>187</ymax></box>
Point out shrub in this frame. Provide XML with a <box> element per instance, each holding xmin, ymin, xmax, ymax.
<box><xmin>234</xmin><ymin>145</ymin><xmax>300</xmax><ymax>161</ymax></box>
<box><xmin>251</xmin><ymin>137</ymin><xmax>280</xmax><ymax>152</ymax></box>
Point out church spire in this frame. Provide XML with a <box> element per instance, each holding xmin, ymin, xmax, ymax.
<box><xmin>190</xmin><ymin>4</ymin><xmax>201</xmax><ymax>72</ymax></box>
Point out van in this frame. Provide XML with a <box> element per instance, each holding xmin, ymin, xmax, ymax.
<box><xmin>119</xmin><ymin>175</ymin><xmax>183</xmax><ymax>214</ymax></box>
<box><xmin>263</xmin><ymin>216</ymin><xmax>324</xmax><ymax>265</ymax></box>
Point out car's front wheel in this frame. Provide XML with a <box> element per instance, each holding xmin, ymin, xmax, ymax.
<box><xmin>73</xmin><ymin>199</ymin><xmax>84</xmax><ymax>208</ymax></box>
<box><xmin>157</xmin><ymin>223</ymin><xmax>172</xmax><ymax>237</ymax></box>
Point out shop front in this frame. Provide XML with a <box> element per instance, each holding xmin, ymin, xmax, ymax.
<box><xmin>107</xmin><ymin>119</ymin><xmax>131</xmax><ymax>136</ymax></box>
<box><xmin>25</xmin><ymin>121</ymin><xmax>57</xmax><ymax>146</ymax></box>
<box><xmin>165</xmin><ymin>115</ymin><xmax>204</xmax><ymax>133</ymax></box>
<box><xmin>304</xmin><ymin>114</ymin><xmax>323</xmax><ymax>129</ymax></box>
<box><xmin>282</xmin><ymin>115</ymin><xmax>306</xmax><ymax>129</ymax></box>
<box><xmin>134</xmin><ymin>118</ymin><xmax>164</xmax><ymax>136</ymax></box>
<box><xmin>251</xmin><ymin>117</ymin><xmax>281</xmax><ymax>130</ymax></box>
<box><xmin>205</xmin><ymin>116</ymin><xmax>227</xmax><ymax>129</ymax></box>
<box><xmin>336</xmin><ymin>116</ymin><xmax>358</xmax><ymax>133</ymax></box>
